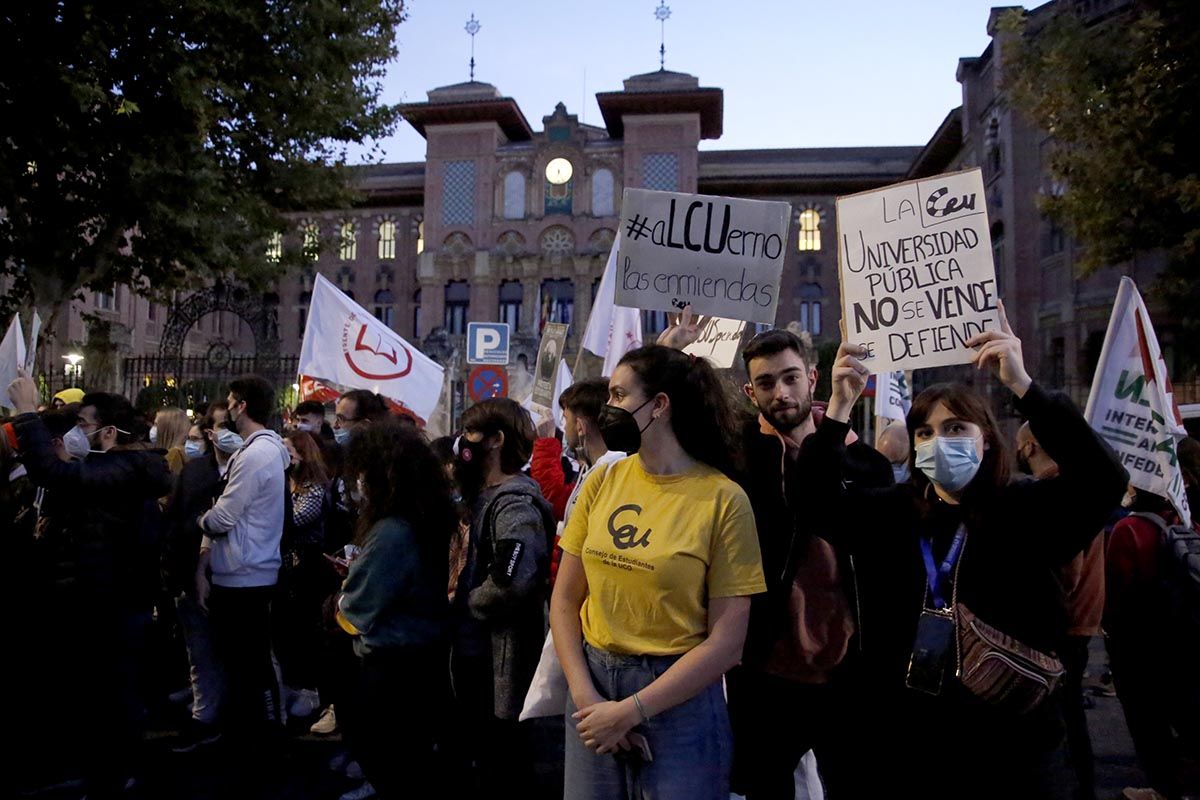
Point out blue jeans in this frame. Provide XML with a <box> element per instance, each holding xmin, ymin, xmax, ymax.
<box><xmin>564</xmin><ymin>643</ymin><xmax>732</xmax><ymax>800</ymax></box>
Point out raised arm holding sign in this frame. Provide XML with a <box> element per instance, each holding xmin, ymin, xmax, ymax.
<box><xmin>837</xmin><ymin>168</ymin><xmax>1001</xmax><ymax>373</ymax></box>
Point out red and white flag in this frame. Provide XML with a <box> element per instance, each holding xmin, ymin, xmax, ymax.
<box><xmin>299</xmin><ymin>274</ymin><xmax>445</xmax><ymax>422</ymax></box>
<box><xmin>1085</xmin><ymin>277</ymin><xmax>1190</xmax><ymax>526</ymax></box>
<box><xmin>580</xmin><ymin>234</ymin><xmax>643</xmax><ymax>377</ymax></box>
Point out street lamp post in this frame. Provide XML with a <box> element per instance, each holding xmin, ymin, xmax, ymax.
<box><xmin>63</xmin><ymin>353</ymin><xmax>84</xmax><ymax>388</ymax></box>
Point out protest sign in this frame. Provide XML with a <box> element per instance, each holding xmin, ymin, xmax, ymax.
<box><xmin>837</xmin><ymin>168</ymin><xmax>1000</xmax><ymax>372</ymax></box>
<box><xmin>876</xmin><ymin>371</ymin><xmax>913</xmax><ymax>423</ymax></box>
<box><xmin>614</xmin><ymin>188</ymin><xmax>790</xmax><ymax>324</ymax></box>
<box><xmin>532</xmin><ymin>322</ymin><xmax>569</xmax><ymax>408</ymax></box>
<box><xmin>0</xmin><ymin>314</ymin><xmax>26</xmax><ymax>395</ymax></box>
<box><xmin>683</xmin><ymin>317</ymin><xmax>746</xmax><ymax>369</ymax></box>
<box><xmin>1085</xmin><ymin>277</ymin><xmax>1191</xmax><ymax>526</ymax></box>
<box><xmin>24</xmin><ymin>311</ymin><xmax>41</xmax><ymax>374</ymax></box>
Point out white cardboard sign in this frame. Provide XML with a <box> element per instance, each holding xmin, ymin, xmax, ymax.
<box><xmin>683</xmin><ymin>317</ymin><xmax>746</xmax><ymax>369</ymax></box>
<box><xmin>837</xmin><ymin>168</ymin><xmax>1000</xmax><ymax>372</ymax></box>
<box><xmin>615</xmin><ymin>188</ymin><xmax>791</xmax><ymax>324</ymax></box>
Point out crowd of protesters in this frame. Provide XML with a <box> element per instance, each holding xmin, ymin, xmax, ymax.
<box><xmin>3</xmin><ymin>307</ymin><xmax>1198</xmax><ymax>800</ymax></box>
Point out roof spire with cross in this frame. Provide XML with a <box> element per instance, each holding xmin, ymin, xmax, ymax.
<box><xmin>465</xmin><ymin>13</ymin><xmax>481</xmax><ymax>81</ymax></box>
<box><xmin>655</xmin><ymin>2</ymin><xmax>671</xmax><ymax>70</ymax></box>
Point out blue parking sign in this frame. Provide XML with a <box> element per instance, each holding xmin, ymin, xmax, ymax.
<box><xmin>466</xmin><ymin>322</ymin><xmax>510</xmax><ymax>365</ymax></box>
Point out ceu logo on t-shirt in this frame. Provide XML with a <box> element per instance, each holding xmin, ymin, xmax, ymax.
<box><xmin>608</xmin><ymin>504</ymin><xmax>652</xmax><ymax>550</ymax></box>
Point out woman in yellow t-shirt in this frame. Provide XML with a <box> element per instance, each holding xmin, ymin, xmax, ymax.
<box><xmin>551</xmin><ymin>344</ymin><xmax>766</xmax><ymax>799</ymax></box>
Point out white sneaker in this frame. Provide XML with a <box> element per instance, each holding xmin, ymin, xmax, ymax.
<box><xmin>310</xmin><ymin>704</ymin><xmax>338</xmax><ymax>735</ymax></box>
<box><xmin>289</xmin><ymin>688</ymin><xmax>321</xmax><ymax>718</ymax></box>
<box><xmin>338</xmin><ymin>781</ymin><xmax>376</xmax><ymax>800</ymax></box>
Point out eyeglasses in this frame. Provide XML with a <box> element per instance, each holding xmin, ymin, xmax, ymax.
<box><xmin>334</xmin><ymin>414</ymin><xmax>363</xmax><ymax>425</ymax></box>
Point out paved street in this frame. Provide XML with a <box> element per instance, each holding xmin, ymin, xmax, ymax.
<box><xmin>17</xmin><ymin>640</ymin><xmax>1151</xmax><ymax>800</ymax></box>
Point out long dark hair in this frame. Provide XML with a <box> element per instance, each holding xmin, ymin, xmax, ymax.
<box><xmin>906</xmin><ymin>383</ymin><xmax>1010</xmax><ymax>511</ymax></box>
<box><xmin>344</xmin><ymin>420</ymin><xmax>459</xmax><ymax>554</ymax></box>
<box><xmin>287</xmin><ymin>430</ymin><xmax>330</xmax><ymax>487</ymax></box>
<box><xmin>617</xmin><ymin>345</ymin><xmax>740</xmax><ymax>478</ymax></box>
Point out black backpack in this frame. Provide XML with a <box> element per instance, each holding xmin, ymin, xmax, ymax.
<box><xmin>1128</xmin><ymin>512</ymin><xmax>1200</xmax><ymax>637</ymax></box>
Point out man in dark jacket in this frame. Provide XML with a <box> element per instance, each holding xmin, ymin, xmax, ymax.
<box><xmin>6</xmin><ymin>377</ymin><xmax>172</xmax><ymax>798</ymax></box>
<box><xmin>727</xmin><ymin>330</ymin><xmax>892</xmax><ymax>800</ymax></box>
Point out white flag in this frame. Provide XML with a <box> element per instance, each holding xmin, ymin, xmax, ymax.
<box><xmin>0</xmin><ymin>313</ymin><xmax>27</xmax><ymax>398</ymax></box>
<box><xmin>876</xmin><ymin>371</ymin><xmax>912</xmax><ymax>424</ymax></box>
<box><xmin>1085</xmin><ymin>277</ymin><xmax>1191</xmax><ymax>527</ymax></box>
<box><xmin>299</xmin><ymin>274</ymin><xmax>445</xmax><ymax>422</ymax></box>
<box><xmin>25</xmin><ymin>310</ymin><xmax>41</xmax><ymax>374</ymax></box>
<box><xmin>580</xmin><ymin>235</ymin><xmax>643</xmax><ymax>377</ymax></box>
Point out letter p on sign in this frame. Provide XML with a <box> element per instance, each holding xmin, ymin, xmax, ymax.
<box><xmin>467</xmin><ymin>322</ymin><xmax>511</xmax><ymax>365</ymax></box>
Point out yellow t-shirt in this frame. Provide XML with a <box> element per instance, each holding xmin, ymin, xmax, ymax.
<box><xmin>559</xmin><ymin>455</ymin><xmax>766</xmax><ymax>656</ymax></box>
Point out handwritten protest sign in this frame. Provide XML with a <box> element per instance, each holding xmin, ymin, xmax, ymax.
<box><xmin>615</xmin><ymin>188</ymin><xmax>790</xmax><ymax>324</ymax></box>
<box><xmin>532</xmin><ymin>322</ymin><xmax>569</xmax><ymax>408</ymax></box>
<box><xmin>683</xmin><ymin>317</ymin><xmax>746</xmax><ymax>369</ymax></box>
<box><xmin>837</xmin><ymin>168</ymin><xmax>999</xmax><ymax>372</ymax></box>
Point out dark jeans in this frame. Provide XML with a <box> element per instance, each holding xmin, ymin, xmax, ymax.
<box><xmin>1061</xmin><ymin>635</ymin><xmax>1097</xmax><ymax>800</ymax></box>
<box><xmin>726</xmin><ymin>667</ymin><xmax>856</xmax><ymax>800</ymax></box>
<box><xmin>1108</xmin><ymin>631</ymin><xmax>1200</xmax><ymax>798</ymax></box>
<box><xmin>339</xmin><ymin>644</ymin><xmax>447</xmax><ymax>799</ymax></box>
<box><xmin>208</xmin><ymin>584</ymin><xmax>282</xmax><ymax>742</ymax></box>
<box><xmin>449</xmin><ymin>649</ymin><xmax>541</xmax><ymax>799</ymax></box>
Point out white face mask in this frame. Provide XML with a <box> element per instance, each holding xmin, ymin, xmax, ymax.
<box><xmin>63</xmin><ymin>426</ymin><xmax>93</xmax><ymax>459</ymax></box>
<box><xmin>214</xmin><ymin>429</ymin><xmax>244</xmax><ymax>454</ymax></box>
<box><xmin>296</xmin><ymin>421</ymin><xmax>318</xmax><ymax>433</ymax></box>
<box><xmin>149</xmin><ymin>425</ymin><xmax>158</xmax><ymax>444</ymax></box>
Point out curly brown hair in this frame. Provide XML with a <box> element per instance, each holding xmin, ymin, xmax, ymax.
<box><xmin>344</xmin><ymin>420</ymin><xmax>459</xmax><ymax>554</ymax></box>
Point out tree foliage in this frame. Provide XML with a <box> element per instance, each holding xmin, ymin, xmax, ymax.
<box><xmin>999</xmin><ymin>0</ymin><xmax>1200</xmax><ymax>364</ymax></box>
<box><xmin>0</xmin><ymin>0</ymin><xmax>406</xmax><ymax>334</ymax></box>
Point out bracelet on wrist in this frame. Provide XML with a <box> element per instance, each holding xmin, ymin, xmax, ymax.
<box><xmin>632</xmin><ymin>691</ymin><xmax>650</xmax><ymax>723</ymax></box>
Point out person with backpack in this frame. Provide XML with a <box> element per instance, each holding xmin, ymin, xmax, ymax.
<box><xmin>809</xmin><ymin>308</ymin><xmax>1128</xmax><ymax>800</ymax></box>
<box><xmin>450</xmin><ymin>397</ymin><xmax>555</xmax><ymax>796</ymax></box>
<box><xmin>550</xmin><ymin>345</ymin><xmax>766</xmax><ymax>800</ymax></box>
<box><xmin>1105</xmin><ymin>439</ymin><xmax>1200</xmax><ymax>800</ymax></box>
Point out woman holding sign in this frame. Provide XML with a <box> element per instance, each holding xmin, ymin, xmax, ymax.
<box><xmin>550</xmin><ymin>344</ymin><xmax>765</xmax><ymax>799</ymax></box>
<box><xmin>811</xmin><ymin>304</ymin><xmax>1127</xmax><ymax>799</ymax></box>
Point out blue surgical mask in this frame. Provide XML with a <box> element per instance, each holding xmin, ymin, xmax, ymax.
<box><xmin>214</xmin><ymin>429</ymin><xmax>244</xmax><ymax>454</ymax></box>
<box><xmin>334</xmin><ymin>427</ymin><xmax>352</xmax><ymax>447</ymax></box>
<box><xmin>184</xmin><ymin>441</ymin><xmax>205</xmax><ymax>460</ymax></box>
<box><xmin>891</xmin><ymin>461</ymin><xmax>911</xmax><ymax>484</ymax></box>
<box><xmin>914</xmin><ymin>436</ymin><xmax>982</xmax><ymax>492</ymax></box>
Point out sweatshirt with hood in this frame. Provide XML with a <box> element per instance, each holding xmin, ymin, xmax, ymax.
<box><xmin>200</xmin><ymin>428</ymin><xmax>290</xmax><ymax>588</ymax></box>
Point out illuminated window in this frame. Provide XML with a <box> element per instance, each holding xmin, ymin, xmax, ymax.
<box><xmin>266</xmin><ymin>231</ymin><xmax>283</xmax><ymax>262</ymax></box>
<box><xmin>416</xmin><ymin>220</ymin><xmax>424</xmax><ymax>255</ymax></box>
<box><xmin>798</xmin><ymin>209</ymin><xmax>821</xmax><ymax>252</ymax></box>
<box><xmin>301</xmin><ymin>221</ymin><xmax>320</xmax><ymax>261</ymax></box>
<box><xmin>378</xmin><ymin>218</ymin><xmax>396</xmax><ymax>260</ymax></box>
<box><xmin>339</xmin><ymin>220</ymin><xmax>358</xmax><ymax>261</ymax></box>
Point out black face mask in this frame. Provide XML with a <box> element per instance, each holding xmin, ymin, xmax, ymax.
<box><xmin>596</xmin><ymin>399</ymin><xmax>654</xmax><ymax>455</ymax></box>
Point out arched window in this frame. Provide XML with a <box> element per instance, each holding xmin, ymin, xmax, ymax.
<box><xmin>373</xmin><ymin>288</ymin><xmax>395</xmax><ymax>328</ymax></box>
<box><xmin>300</xmin><ymin>221</ymin><xmax>320</xmax><ymax>261</ymax></box>
<box><xmin>797</xmin><ymin>209</ymin><xmax>821</xmax><ymax>252</ymax></box>
<box><xmin>266</xmin><ymin>231</ymin><xmax>282</xmax><ymax>262</ymax></box>
<box><xmin>499</xmin><ymin>280</ymin><xmax>522</xmax><ymax>329</ymax></box>
<box><xmin>444</xmin><ymin>280</ymin><xmax>469</xmax><ymax>335</ymax></box>
<box><xmin>592</xmin><ymin>168</ymin><xmax>614</xmax><ymax>216</ymax></box>
<box><xmin>503</xmin><ymin>171</ymin><xmax>526</xmax><ymax>220</ymax></box>
<box><xmin>339</xmin><ymin>220</ymin><xmax>358</xmax><ymax>261</ymax></box>
<box><xmin>378</xmin><ymin>218</ymin><xmax>397</xmax><ymax>259</ymax></box>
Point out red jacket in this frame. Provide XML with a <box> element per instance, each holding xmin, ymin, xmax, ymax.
<box><xmin>530</xmin><ymin>437</ymin><xmax>573</xmax><ymax>522</ymax></box>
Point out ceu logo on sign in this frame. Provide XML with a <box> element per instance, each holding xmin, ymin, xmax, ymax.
<box><xmin>925</xmin><ymin>186</ymin><xmax>977</xmax><ymax>219</ymax></box>
<box><xmin>608</xmin><ymin>504</ymin><xmax>652</xmax><ymax>550</ymax></box>
<box><xmin>341</xmin><ymin>314</ymin><xmax>412</xmax><ymax>380</ymax></box>
<box><xmin>467</xmin><ymin>322</ymin><xmax>511</xmax><ymax>365</ymax></box>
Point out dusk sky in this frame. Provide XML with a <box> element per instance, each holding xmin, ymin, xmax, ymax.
<box><xmin>350</xmin><ymin>0</ymin><xmax>1015</xmax><ymax>164</ymax></box>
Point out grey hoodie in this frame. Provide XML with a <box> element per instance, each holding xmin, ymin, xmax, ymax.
<box><xmin>199</xmin><ymin>428</ymin><xmax>290</xmax><ymax>588</ymax></box>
